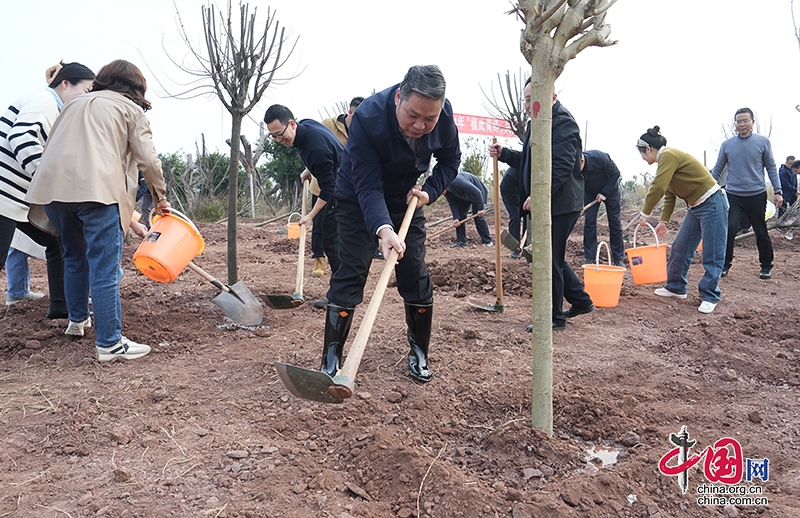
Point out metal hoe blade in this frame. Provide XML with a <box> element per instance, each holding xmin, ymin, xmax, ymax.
<box><xmin>212</xmin><ymin>281</ymin><xmax>264</xmax><ymax>326</ymax></box>
<box><xmin>274</xmin><ymin>362</ymin><xmax>343</xmax><ymax>404</ymax></box>
<box><xmin>467</xmin><ymin>295</ymin><xmax>504</xmax><ymax>313</ymax></box>
<box><xmin>261</xmin><ymin>293</ymin><xmax>304</xmax><ymax>310</ymax></box>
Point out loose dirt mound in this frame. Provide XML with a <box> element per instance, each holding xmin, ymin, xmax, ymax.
<box><xmin>1</xmin><ymin>204</ymin><xmax>798</xmax><ymax>517</ymax></box>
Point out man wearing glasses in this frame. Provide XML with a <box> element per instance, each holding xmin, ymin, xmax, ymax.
<box><xmin>318</xmin><ymin>65</ymin><xmax>461</xmax><ymax>383</ymax></box>
<box><xmin>264</xmin><ymin>104</ymin><xmax>344</xmax><ymax>285</ymax></box>
<box><xmin>712</xmin><ymin>107</ymin><xmax>783</xmax><ymax>279</ymax></box>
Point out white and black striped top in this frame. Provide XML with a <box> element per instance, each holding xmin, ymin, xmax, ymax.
<box><xmin>0</xmin><ymin>89</ymin><xmax>60</xmax><ymax>222</ymax></box>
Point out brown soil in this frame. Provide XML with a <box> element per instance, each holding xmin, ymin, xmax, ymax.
<box><xmin>2</xmin><ymin>204</ymin><xmax>799</xmax><ymax>518</ymax></box>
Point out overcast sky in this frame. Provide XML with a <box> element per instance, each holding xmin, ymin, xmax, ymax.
<box><xmin>3</xmin><ymin>0</ymin><xmax>800</xmax><ymax>181</ymax></box>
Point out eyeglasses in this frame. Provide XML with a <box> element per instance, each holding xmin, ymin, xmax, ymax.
<box><xmin>734</xmin><ymin>118</ymin><xmax>752</xmax><ymax>125</ymax></box>
<box><xmin>268</xmin><ymin>126</ymin><xmax>289</xmax><ymax>140</ymax></box>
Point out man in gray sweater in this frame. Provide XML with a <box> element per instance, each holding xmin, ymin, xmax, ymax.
<box><xmin>712</xmin><ymin>107</ymin><xmax>783</xmax><ymax>279</ymax></box>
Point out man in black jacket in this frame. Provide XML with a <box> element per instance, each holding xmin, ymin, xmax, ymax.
<box><xmin>490</xmin><ymin>87</ymin><xmax>594</xmax><ymax>331</ymax></box>
<box><xmin>264</xmin><ymin>104</ymin><xmax>343</xmax><ymax>282</ymax></box>
<box><xmin>500</xmin><ymin>166</ymin><xmax>523</xmax><ymax>252</ymax></box>
<box><xmin>444</xmin><ymin>171</ymin><xmax>492</xmax><ymax>247</ymax></box>
<box><xmin>582</xmin><ymin>150</ymin><xmax>625</xmax><ymax>266</ymax></box>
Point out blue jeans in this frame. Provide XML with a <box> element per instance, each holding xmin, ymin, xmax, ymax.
<box><xmin>6</xmin><ymin>247</ymin><xmax>32</xmax><ymax>297</ymax></box>
<box><xmin>665</xmin><ymin>190</ymin><xmax>728</xmax><ymax>303</ymax></box>
<box><xmin>45</xmin><ymin>202</ymin><xmax>124</xmax><ymax>347</ymax></box>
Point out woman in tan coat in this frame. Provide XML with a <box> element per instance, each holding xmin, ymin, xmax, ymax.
<box><xmin>26</xmin><ymin>59</ymin><xmax>170</xmax><ymax>361</ymax></box>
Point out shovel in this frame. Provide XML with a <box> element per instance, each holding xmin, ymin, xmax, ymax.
<box><xmin>185</xmin><ymin>262</ymin><xmax>264</xmax><ymax>326</ymax></box>
<box><xmin>274</xmin><ymin>197</ymin><xmax>420</xmax><ymax>403</ymax></box>
<box><xmin>262</xmin><ymin>180</ymin><xmax>310</xmax><ymax>310</ymax></box>
<box><xmin>468</xmin><ymin>141</ymin><xmax>504</xmax><ymax>312</ymax></box>
<box><xmin>501</xmin><ymin>228</ymin><xmax>531</xmax><ymax>262</ymax></box>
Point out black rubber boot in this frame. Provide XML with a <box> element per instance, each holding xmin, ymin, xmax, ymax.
<box><xmin>405</xmin><ymin>298</ymin><xmax>433</xmax><ymax>382</ymax></box>
<box><xmin>320</xmin><ymin>304</ymin><xmax>354</xmax><ymax>377</ymax></box>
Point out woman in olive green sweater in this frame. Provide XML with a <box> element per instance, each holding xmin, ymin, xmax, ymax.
<box><xmin>637</xmin><ymin>126</ymin><xmax>728</xmax><ymax>314</ymax></box>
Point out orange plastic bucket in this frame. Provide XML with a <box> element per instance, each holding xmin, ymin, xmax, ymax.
<box><xmin>583</xmin><ymin>242</ymin><xmax>626</xmax><ymax>308</ymax></box>
<box><xmin>625</xmin><ymin>222</ymin><xmax>667</xmax><ymax>285</ymax></box>
<box><xmin>287</xmin><ymin>213</ymin><xmax>301</xmax><ymax>239</ymax></box>
<box><xmin>133</xmin><ymin>210</ymin><xmax>205</xmax><ymax>284</ymax></box>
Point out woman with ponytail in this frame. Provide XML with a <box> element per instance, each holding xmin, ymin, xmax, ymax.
<box><xmin>26</xmin><ymin>59</ymin><xmax>170</xmax><ymax>362</ymax></box>
<box><xmin>0</xmin><ymin>61</ymin><xmax>95</xmax><ymax>319</ymax></box>
<box><xmin>636</xmin><ymin>126</ymin><xmax>729</xmax><ymax>314</ymax></box>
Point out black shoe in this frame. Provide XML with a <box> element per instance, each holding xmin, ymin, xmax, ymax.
<box><xmin>450</xmin><ymin>241</ymin><xmax>468</xmax><ymax>249</ymax></box>
<box><xmin>511</xmin><ymin>251</ymin><xmax>521</xmax><ymax>259</ymax></box>
<box><xmin>313</xmin><ymin>298</ymin><xmax>328</xmax><ymax>309</ymax></box>
<box><xmin>563</xmin><ymin>303</ymin><xmax>595</xmax><ymax>319</ymax></box>
<box><xmin>721</xmin><ymin>267</ymin><xmax>730</xmax><ymax>278</ymax></box>
<box><xmin>373</xmin><ymin>248</ymin><xmax>384</xmax><ymax>259</ymax></box>
<box><xmin>759</xmin><ymin>268</ymin><xmax>772</xmax><ymax>280</ymax></box>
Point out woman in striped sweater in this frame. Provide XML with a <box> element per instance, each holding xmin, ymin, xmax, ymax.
<box><xmin>0</xmin><ymin>62</ymin><xmax>95</xmax><ymax>319</ymax></box>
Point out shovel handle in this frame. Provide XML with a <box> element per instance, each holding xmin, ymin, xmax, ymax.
<box><xmin>186</xmin><ymin>262</ymin><xmax>231</xmax><ymax>293</ymax></box>
<box><xmin>296</xmin><ymin>180</ymin><xmax>310</xmax><ymax>295</ymax></box>
<box><xmin>493</xmin><ymin>140</ymin><xmax>503</xmax><ymax>306</ymax></box>
<box><xmin>581</xmin><ymin>199</ymin><xmax>599</xmax><ymax>213</ymax></box>
<box><xmin>337</xmin><ymin>197</ymin><xmax>420</xmax><ymax>384</ymax></box>
<box><xmin>427</xmin><ymin>211</ymin><xmax>487</xmax><ymax>240</ymax></box>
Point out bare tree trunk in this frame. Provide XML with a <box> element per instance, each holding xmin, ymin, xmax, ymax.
<box><xmin>528</xmin><ymin>63</ymin><xmax>556</xmax><ymax>436</ymax></box>
<box><xmin>514</xmin><ymin>0</ymin><xmax>618</xmax><ymax>436</ymax></box>
<box><xmin>227</xmin><ymin>112</ymin><xmax>243</xmax><ymax>284</ymax></box>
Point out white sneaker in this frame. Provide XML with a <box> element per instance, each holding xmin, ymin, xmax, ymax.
<box><xmin>6</xmin><ymin>291</ymin><xmax>45</xmax><ymax>305</ymax></box>
<box><xmin>654</xmin><ymin>288</ymin><xmax>687</xmax><ymax>299</ymax></box>
<box><xmin>698</xmin><ymin>301</ymin><xmax>717</xmax><ymax>314</ymax></box>
<box><xmin>96</xmin><ymin>336</ymin><xmax>151</xmax><ymax>361</ymax></box>
<box><xmin>65</xmin><ymin>317</ymin><xmax>92</xmax><ymax>337</ymax></box>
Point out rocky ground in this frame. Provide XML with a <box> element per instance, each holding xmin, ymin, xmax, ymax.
<box><xmin>1</xmin><ymin>202</ymin><xmax>799</xmax><ymax>517</ymax></box>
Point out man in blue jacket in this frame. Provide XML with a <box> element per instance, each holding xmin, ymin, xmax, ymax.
<box><xmin>264</xmin><ymin>104</ymin><xmax>344</xmax><ymax>289</ymax></box>
<box><xmin>582</xmin><ymin>150</ymin><xmax>625</xmax><ymax>266</ymax></box>
<box><xmin>321</xmin><ymin>65</ymin><xmax>461</xmax><ymax>383</ymax></box>
<box><xmin>444</xmin><ymin>171</ymin><xmax>492</xmax><ymax>247</ymax></box>
<box><xmin>778</xmin><ymin>155</ymin><xmax>797</xmax><ymax>216</ymax></box>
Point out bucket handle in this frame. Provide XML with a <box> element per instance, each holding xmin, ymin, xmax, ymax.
<box><xmin>632</xmin><ymin>221</ymin><xmax>660</xmax><ymax>248</ymax></box>
<box><xmin>592</xmin><ymin>241</ymin><xmax>612</xmax><ymax>271</ymax></box>
<box><xmin>149</xmin><ymin>208</ymin><xmax>201</xmax><ymax>235</ymax></box>
<box><xmin>287</xmin><ymin>212</ymin><xmax>301</xmax><ymax>225</ymax></box>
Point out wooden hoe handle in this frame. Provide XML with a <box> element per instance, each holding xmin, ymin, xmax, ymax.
<box><xmin>337</xmin><ymin>197</ymin><xmax>419</xmax><ymax>382</ymax></box>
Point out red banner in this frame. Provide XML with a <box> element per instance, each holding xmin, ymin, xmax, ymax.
<box><xmin>452</xmin><ymin>113</ymin><xmax>518</xmax><ymax>138</ymax></box>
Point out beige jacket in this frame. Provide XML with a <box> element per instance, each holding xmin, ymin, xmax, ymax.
<box><xmin>26</xmin><ymin>90</ymin><xmax>167</xmax><ymax>232</ymax></box>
